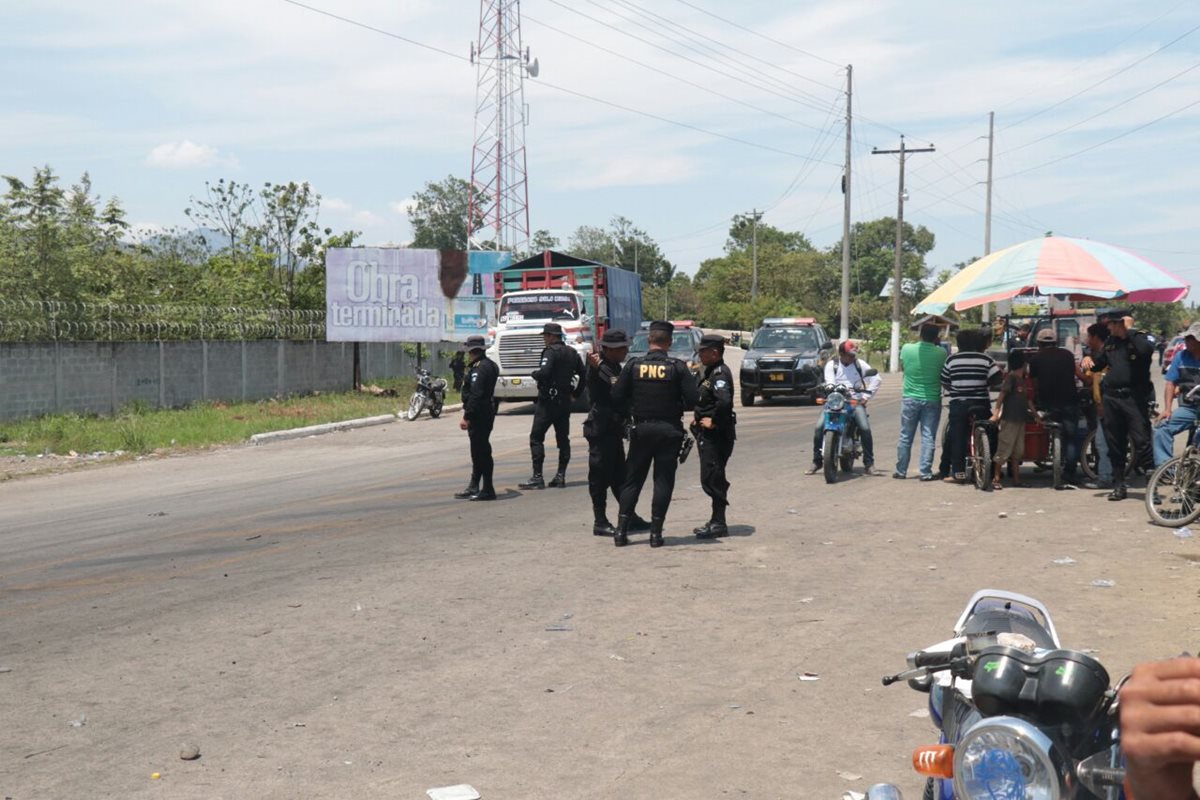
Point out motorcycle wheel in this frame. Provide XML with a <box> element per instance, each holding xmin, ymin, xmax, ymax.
<box><xmin>840</xmin><ymin>430</ymin><xmax>857</xmax><ymax>473</ymax></box>
<box><xmin>1078</xmin><ymin>428</ymin><xmax>1098</xmax><ymax>481</ymax></box>
<box><xmin>922</xmin><ymin>777</ymin><xmax>936</xmax><ymax>800</ymax></box>
<box><xmin>1146</xmin><ymin>455</ymin><xmax>1200</xmax><ymax>527</ymax></box>
<box><xmin>429</xmin><ymin>396</ymin><xmax>443</xmax><ymax>419</ymax></box>
<box><xmin>972</xmin><ymin>425</ymin><xmax>992</xmax><ymax>491</ymax></box>
<box><xmin>823</xmin><ymin>430</ymin><xmax>839</xmax><ymax>484</ymax></box>
<box><xmin>406</xmin><ymin>394</ymin><xmax>422</xmax><ymax>421</ymax></box>
<box><xmin>1051</xmin><ymin>429</ymin><xmax>1064</xmax><ymax>489</ymax></box>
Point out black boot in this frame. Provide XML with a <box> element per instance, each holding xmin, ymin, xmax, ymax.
<box><xmin>1108</xmin><ymin>483</ymin><xmax>1128</xmax><ymax>501</ymax></box>
<box><xmin>649</xmin><ymin>517</ymin><xmax>665</xmax><ymax>548</ymax></box>
<box><xmin>629</xmin><ymin>514</ymin><xmax>652</xmax><ymax>531</ymax></box>
<box><xmin>693</xmin><ymin>521</ymin><xmax>714</xmax><ymax>538</ymax></box>
<box><xmin>708</xmin><ymin>504</ymin><xmax>728</xmax><ymax>538</ymax></box>
<box><xmin>548</xmin><ymin>471</ymin><xmax>567</xmax><ymax>488</ymax></box>
<box><xmin>454</xmin><ymin>483</ymin><xmax>480</xmax><ymax>499</ymax></box>
<box><xmin>593</xmin><ymin>518</ymin><xmax>615</xmax><ymax>537</ymax></box>
<box><xmin>614</xmin><ymin>514</ymin><xmax>629</xmax><ymax>547</ymax></box>
<box><xmin>519</xmin><ymin>473</ymin><xmax>545</xmax><ymax>490</ymax></box>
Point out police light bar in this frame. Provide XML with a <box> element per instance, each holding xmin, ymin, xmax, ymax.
<box><xmin>762</xmin><ymin>317</ymin><xmax>816</xmax><ymax>327</ymax></box>
<box><xmin>670</xmin><ymin>320</ymin><xmax>695</xmax><ymax>328</ymax></box>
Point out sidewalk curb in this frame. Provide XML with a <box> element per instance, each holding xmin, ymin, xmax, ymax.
<box><xmin>250</xmin><ymin>403</ymin><xmax>466</xmax><ymax>445</ymax></box>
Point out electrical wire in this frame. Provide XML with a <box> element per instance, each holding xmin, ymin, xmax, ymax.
<box><xmin>665</xmin><ymin>0</ymin><xmax>844</xmax><ymax>69</ymax></box>
<box><xmin>281</xmin><ymin>0</ymin><xmax>467</xmax><ymax>61</ymax></box>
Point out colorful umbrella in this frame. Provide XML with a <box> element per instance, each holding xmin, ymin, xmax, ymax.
<box><xmin>914</xmin><ymin>236</ymin><xmax>1190</xmax><ymax>314</ymax></box>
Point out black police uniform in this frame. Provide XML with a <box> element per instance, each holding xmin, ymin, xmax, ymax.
<box><xmin>1092</xmin><ymin>326</ymin><xmax>1154</xmax><ymax>498</ymax></box>
<box><xmin>458</xmin><ymin>348</ymin><xmax>499</xmax><ymax>500</ymax></box>
<box><xmin>612</xmin><ymin>336</ymin><xmax>699</xmax><ymax>547</ymax></box>
<box><xmin>522</xmin><ymin>335</ymin><xmax>585</xmax><ymax>489</ymax></box>
<box><xmin>693</xmin><ymin>348</ymin><xmax>736</xmax><ymax>538</ymax></box>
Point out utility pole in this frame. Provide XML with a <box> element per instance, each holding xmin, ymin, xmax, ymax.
<box><xmin>840</xmin><ymin>65</ymin><xmax>853</xmax><ymax>342</ymax></box>
<box><xmin>749</xmin><ymin>208</ymin><xmax>763</xmax><ymax>301</ymax></box>
<box><xmin>872</xmin><ymin>136</ymin><xmax>935</xmax><ymax>372</ymax></box>
<box><xmin>982</xmin><ymin>111</ymin><xmax>995</xmax><ymax>324</ymax></box>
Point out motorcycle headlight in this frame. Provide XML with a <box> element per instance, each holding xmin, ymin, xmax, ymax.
<box><xmin>953</xmin><ymin>716</ymin><xmax>1068</xmax><ymax>800</ymax></box>
<box><xmin>742</xmin><ymin>358</ymin><xmax>757</xmax><ymax>370</ymax></box>
<box><xmin>825</xmin><ymin>392</ymin><xmax>847</xmax><ymax>412</ymax></box>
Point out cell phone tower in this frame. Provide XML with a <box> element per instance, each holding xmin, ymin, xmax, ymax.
<box><xmin>468</xmin><ymin>0</ymin><xmax>538</xmax><ymax>254</ymax></box>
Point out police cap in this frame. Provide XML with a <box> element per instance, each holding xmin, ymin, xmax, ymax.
<box><xmin>698</xmin><ymin>333</ymin><xmax>726</xmax><ymax>350</ymax></box>
<box><xmin>1102</xmin><ymin>308</ymin><xmax>1132</xmax><ymax>322</ymax></box>
<box><xmin>600</xmin><ymin>329</ymin><xmax>631</xmax><ymax>348</ymax></box>
<box><xmin>542</xmin><ymin>322</ymin><xmax>564</xmax><ymax>336</ymax></box>
<box><xmin>648</xmin><ymin>320</ymin><xmax>674</xmax><ymax>334</ymax></box>
<box><xmin>465</xmin><ymin>335</ymin><xmax>487</xmax><ymax>351</ymax></box>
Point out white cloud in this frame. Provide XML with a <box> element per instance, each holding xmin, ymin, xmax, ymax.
<box><xmin>323</xmin><ymin>197</ymin><xmax>352</xmax><ymax>212</ymax></box>
<box><xmin>145</xmin><ymin>140</ymin><xmax>235</xmax><ymax>169</ymax></box>
<box><xmin>389</xmin><ymin>198</ymin><xmax>417</xmax><ymax>216</ymax></box>
<box><xmin>353</xmin><ymin>209</ymin><xmax>385</xmax><ymax>227</ymax></box>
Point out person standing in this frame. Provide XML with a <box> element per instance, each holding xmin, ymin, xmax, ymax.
<box><xmin>611</xmin><ymin>320</ymin><xmax>699</xmax><ymax>548</ymax></box>
<box><xmin>1028</xmin><ymin>327</ymin><xmax>1087</xmax><ymax>488</ymax></box>
<box><xmin>584</xmin><ymin>329</ymin><xmax>651</xmax><ymax>537</ymax></box>
<box><xmin>895</xmin><ymin>324</ymin><xmax>949</xmax><ymax>481</ymax></box>
<box><xmin>1087</xmin><ymin>310</ymin><xmax>1155</xmax><ymax>500</ymax></box>
<box><xmin>1081</xmin><ymin>322</ymin><xmax>1113</xmax><ymax>490</ymax></box>
<box><xmin>693</xmin><ymin>333</ymin><xmax>737</xmax><ymax>539</ymax></box>
<box><xmin>449</xmin><ymin>349</ymin><xmax>467</xmax><ymax>394</ymax></box>
<box><xmin>939</xmin><ymin>328</ymin><xmax>1001</xmax><ymax>482</ymax></box>
<box><xmin>805</xmin><ymin>340</ymin><xmax>882</xmax><ymax>477</ymax></box>
<box><xmin>455</xmin><ymin>336</ymin><xmax>499</xmax><ymax>501</ymax></box>
<box><xmin>990</xmin><ymin>350</ymin><xmax>1035</xmax><ymax>490</ymax></box>
<box><xmin>520</xmin><ymin>322</ymin><xmax>585</xmax><ymax>490</ymax></box>
<box><xmin>1153</xmin><ymin>322</ymin><xmax>1200</xmax><ymax>466</ymax></box>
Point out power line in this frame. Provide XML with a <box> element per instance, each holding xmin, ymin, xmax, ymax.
<box><xmin>281</xmin><ymin>0</ymin><xmax>467</xmax><ymax>61</ymax></box>
<box><xmin>665</xmin><ymin>0</ymin><xmax>844</xmax><ymax>69</ymax></box>
<box><xmin>1000</xmin><ymin>95</ymin><xmax>1200</xmax><ymax>179</ymax></box>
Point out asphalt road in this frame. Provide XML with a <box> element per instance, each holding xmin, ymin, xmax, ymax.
<box><xmin>2</xmin><ymin>353</ymin><xmax>1198</xmax><ymax>799</ymax></box>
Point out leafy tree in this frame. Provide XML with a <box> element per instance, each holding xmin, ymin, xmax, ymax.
<box><xmin>833</xmin><ymin>217</ymin><xmax>936</xmax><ymax>300</ymax></box>
<box><xmin>409</xmin><ymin>175</ymin><xmax>484</xmax><ymax>250</ymax></box>
<box><xmin>253</xmin><ymin>181</ymin><xmax>329</xmax><ymax>306</ymax></box>
<box><xmin>185</xmin><ymin>179</ymin><xmax>257</xmax><ymax>259</ymax></box>
<box><xmin>726</xmin><ymin>216</ymin><xmax>814</xmax><ymax>254</ymax></box>
<box><xmin>565</xmin><ymin>216</ymin><xmax>675</xmax><ymax>286</ymax></box>
<box><xmin>293</xmin><ymin>229</ymin><xmax>360</xmax><ymax>311</ymax></box>
<box><xmin>2</xmin><ymin>165</ymin><xmax>70</xmax><ymax>301</ymax></box>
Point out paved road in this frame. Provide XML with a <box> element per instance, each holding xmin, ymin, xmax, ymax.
<box><xmin>2</xmin><ymin>358</ymin><xmax>1197</xmax><ymax>799</ymax></box>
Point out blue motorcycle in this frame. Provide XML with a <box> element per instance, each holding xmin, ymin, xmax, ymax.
<box><xmin>868</xmin><ymin>590</ymin><xmax>1128</xmax><ymax>800</ymax></box>
<box><xmin>816</xmin><ymin>373</ymin><xmax>876</xmax><ymax>484</ymax></box>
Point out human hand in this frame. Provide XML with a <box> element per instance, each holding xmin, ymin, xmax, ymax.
<box><xmin>990</xmin><ymin>413</ymin><xmax>1000</xmax><ymax>424</ymax></box>
<box><xmin>1120</xmin><ymin>657</ymin><xmax>1200</xmax><ymax>800</ymax></box>
<box><xmin>459</xmin><ymin>418</ymin><xmax>470</xmax><ymax>431</ymax></box>
<box><xmin>1081</xmin><ymin>356</ymin><xmax>1095</xmax><ymax>370</ymax></box>
<box><xmin>1159</xmin><ymin>409</ymin><xmax>1173</xmax><ymax>424</ymax></box>
<box><xmin>700</xmin><ymin>417</ymin><xmax>715</xmax><ymax>430</ymax></box>
<box><xmin>586</xmin><ymin>351</ymin><xmax>600</xmax><ymax>368</ymax></box>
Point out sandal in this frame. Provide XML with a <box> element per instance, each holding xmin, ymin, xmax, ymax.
<box><xmin>992</xmin><ymin>480</ymin><xmax>1004</xmax><ymax>490</ymax></box>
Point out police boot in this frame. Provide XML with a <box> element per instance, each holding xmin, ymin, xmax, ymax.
<box><xmin>1108</xmin><ymin>469</ymin><xmax>1128</xmax><ymax>501</ymax></box>
<box><xmin>454</xmin><ymin>480</ymin><xmax>480</xmax><ymax>499</ymax></box>
<box><xmin>593</xmin><ymin>518</ymin><xmax>615</xmax><ymax>537</ymax></box>
<box><xmin>548</xmin><ymin>471</ymin><xmax>567</xmax><ymax>488</ymax></box>
<box><xmin>471</xmin><ymin>485</ymin><xmax>497</xmax><ymax>501</ymax></box>
<box><xmin>706</xmin><ymin>504</ymin><xmax>729</xmax><ymax>538</ymax></box>
<box><xmin>629</xmin><ymin>514</ymin><xmax>652</xmax><ymax>531</ymax></box>
<box><xmin>519</xmin><ymin>473</ymin><xmax>545</xmax><ymax>490</ymax></box>
<box><xmin>648</xmin><ymin>517</ymin><xmax>665</xmax><ymax>548</ymax></box>
<box><xmin>613</xmin><ymin>514</ymin><xmax>630</xmax><ymax>547</ymax></box>
<box><xmin>693</xmin><ymin>521</ymin><xmax>714</xmax><ymax>538</ymax></box>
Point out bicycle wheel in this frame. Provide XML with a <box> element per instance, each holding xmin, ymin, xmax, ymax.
<box><xmin>972</xmin><ymin>425</ymin><xmax>992</xmax><ymax>491</ymax></box>
<box><xmin>1146</xmin><ymin>455</ymin><xmax>1200</xmax><ymax>527</ymax></box>
<box><xmin>1079</xmin><ymin>429</ymin><xmax>1098</xmax><ymax>481</ymax></box>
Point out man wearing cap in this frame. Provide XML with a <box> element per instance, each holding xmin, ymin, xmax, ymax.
<box><xmin>456</xmin><ymin>335</ymin><xmax>499</xmax><ymax>501</ymax></box>
<box><xmin>692</xmin><ymin>333</ymin><xmax>737</xmax><ymax>538</ymax></box>
<box><xmin>584</xmin><ymin>329</ymin><xmax>651</xmax><ymax>537</ymax></box>
<box><xmin>1029</xmin><ymin>327</ymin><xmax>1087</xmax><ymax>487</ymax></box>
<box><xmin>520</xmin><ymin>322</ymin><xmax>586</xmax><ymax>490</ymax></box>
<box><xmin>1153</xmin><ymin>322</ymin><xmax>1200</xmax><ymax>467</ymax></box>
<box><xmin>805</xmin><ymin>340</ymin><xmax>882</xmax><ymax>477</ymax></box>
<box><xmin>611</xmin><ymin>320</ymin><xmax>699</xmax><ymax>548</ymax></box>
<box><xmin>1086</xmin><ymin>310</ymin><xmax>1155</xmax><ymax>500</ymax></box>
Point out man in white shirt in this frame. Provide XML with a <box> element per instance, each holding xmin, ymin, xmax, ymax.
<box><xmin>805</xmin><ymin>340</ymin><xmax>883</xmax><ymax>476</ymax></box>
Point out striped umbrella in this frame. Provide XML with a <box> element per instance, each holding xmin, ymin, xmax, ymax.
<box><xmin>914</xmin><ymin>236</ymin><xmax>1190</xmax><ymax>314</ymax></box>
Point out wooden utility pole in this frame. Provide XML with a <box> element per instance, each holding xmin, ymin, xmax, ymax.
<box><xmin>840</xmin><ymin>65</ymin><xmax>853</xmax><ymax>342</ymax></box>
<box><xmin>982</xmin><ymin>111</ymin><xmax>995</xmax><ymax>324</ymax></box>
<box><xmin>872</xmin><ymin>136</ymin><xmax>935</xmax><ymax>372</ymax></box>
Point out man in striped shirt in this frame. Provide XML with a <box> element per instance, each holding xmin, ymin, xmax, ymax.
<box><xmin>939</xmin><ymin>328</ymin><xmax>1002</xmax><ymax>482</ymax></box>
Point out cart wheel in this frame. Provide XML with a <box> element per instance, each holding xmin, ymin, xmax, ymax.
<box><xmin>1051</xmin><ymin>430</ymin><xmax>1064</xmax><ymax>489</ymax></box>
<box><xmin>1079</xmin><ymin>429</ymin><xmax>1098</xmax><ymax>481</ymax></box>
<box><xmin>972</xmin><ymin>425</ymin><xmax>992</xmax><ymax>491</ymax></box>
<box><xmin>823</xmin><ymin>430</ymin><xmax>840</xmax><ymax>484</ymax></box>
<box><xmin>1146</xmin><ymin>454</ymin><xmax>1200</xmax><ymax>527</ymax></box>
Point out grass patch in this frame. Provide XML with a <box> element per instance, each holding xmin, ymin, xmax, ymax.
<box><xmin>0</xmin><ymin>378</ymin><xmax>423</xmax><ymax>457</ymax></box>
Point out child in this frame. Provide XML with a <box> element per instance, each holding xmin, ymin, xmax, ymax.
<box><xmin>991</xmin><ymin>350</ymin><xmax>1036</xmax><ymax>489</ymax></box>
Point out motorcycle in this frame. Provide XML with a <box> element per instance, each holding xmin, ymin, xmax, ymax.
<box><xmin>868</xmin><ymin>590</ymin><xmax>1129</xmax><ymax>800</ymax></box>
<box><xmin>816</xmin><ymin>371</ymin><xmax>877</xmax><ymax>484</ymax></box>
<box><xmin>406</xmin><ymin>367</ymin><xmax>447</xmax><ymax>421</ymax></box>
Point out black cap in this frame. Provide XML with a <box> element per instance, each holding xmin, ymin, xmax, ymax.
<box><xmin>1099</xmin><ymin>307</ymin><xmax>1131</xmax><ymax>321</ymax></box>
<box><xmin>648</xmin><ymin>320</ymin><xmax>674</xmax><ymax>334</ymax></box>
<box><xmin>698</xmin><ymin>333</ymin><xmax>725</xmax><ymax>350</ymax></box>
<box><xmin>465</xmin><ymin>335</ymin><xmax>487</xmax><ymax>351</ymax></box>
<box><xmin>542</xmin><ymin>322</ymin><xmax>564</xmax><ymax>336</ymax></box>
<box><xmin>600</xmin><ymin>329</ymin><xmax>630</xmax><ymax>348</ymax></box>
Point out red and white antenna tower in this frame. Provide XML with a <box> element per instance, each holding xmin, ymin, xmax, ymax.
<box><xmin>468</xmin><ymin>0</ymin><xmax>538</xmax><ymax>254</ymax></box>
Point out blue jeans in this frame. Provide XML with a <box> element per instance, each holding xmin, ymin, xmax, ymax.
<box><xmin>812</xmin><ymin>404</ymin><xmax>874</xmax><ymax>466</ymax></box>
<box><xmin>896</xmin><ymin>398</ymin><xmax>942</xmax><ymax>477</ymax></box>
<box><xmin>1043</xmin><ymin>406</ymin><xmax>1082</xmax><ymax>479</ymax></box>
<box><xmin>1153</xmin><ymin>405</ymin><xmax>1200</xmax><ymax>466</ymax></box>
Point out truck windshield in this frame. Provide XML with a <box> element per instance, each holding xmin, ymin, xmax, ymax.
<box><xmin>752</xmin><ymin>328</ymin><xmax>818</xmax><ymax>350</ymax></box>
<box><xmin>499</xmin><ymin>293</ymin><xmax>580</xmax><ymax>322</ymax></box>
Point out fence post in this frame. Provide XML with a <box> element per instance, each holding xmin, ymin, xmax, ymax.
<box><xmin>240</xmin><ymin>340</ymin><xmax>247</xmax><ymax>402</ymax></box>
<box><xmin>110</xmin><ymin>341</ymin><xmax>118</xmax><ymax>414</ymax></box>
<box><xmin>54</xmin><ymin>340</ymin><xmax>63</xmax><ymax>413</ymax></box>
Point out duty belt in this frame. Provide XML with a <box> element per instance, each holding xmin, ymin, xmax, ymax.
<box><xmin>633</xmin><ymin>416</ymin><xmax>678</xmax><ymax>423</ymax></box>
<box><xmin>1104</xmin><ymin>387</ymin><xmax>1134</xmax><ymax>398</ymax></box>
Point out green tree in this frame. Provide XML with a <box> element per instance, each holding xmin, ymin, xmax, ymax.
<box><xmin>834</xmin><ymin>217</ymin><xmax>936</xmax><ymax>300</ymax></box>
<box><xmin>565</xmin><ymin>216</ymin><xmax>675</xmax><ymax>286</ymax></box>
<box><xmin>253</xmin><ymin>181</ymin><xmax>329</xmax><ymax>306</ymax></box>
<box><xmin>293</xmin><ymin>229</ymin><xmax>360</xmax><ymax>311</ymax></box>
<box><xmin>726</xmin><ymin>216</ymin><xmax>814</xmax><ymax>254</ymax></box>
<box><xmin>409</xmin><ymin>175</ymin><xmax>485</xmax><ymax>250</ymax></box>
<box><xmin>2</xmin><ymin>165</ymin><xmax>73</xmax><ymax>302</ymax></box>
<box><xmin>185</xmin><ymin>179</ymin><xmax>256</xmax><ymax>259</ymax></box>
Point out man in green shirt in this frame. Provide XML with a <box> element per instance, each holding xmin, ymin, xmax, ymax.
<box><xmin>894</xmin><ymin>324</ymin><xmax>948</xmax><ymax>480</ymax></box>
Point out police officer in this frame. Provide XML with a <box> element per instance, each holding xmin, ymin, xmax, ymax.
<box><xmin>611</xmin><ymin>320</ymin><xmax>699</xmax><ymax>548</ymax></box>
<box><xmin>455</xmin><ymin>335</ymin><xmax>499</xmax><ymax>501</ymax></box>
<box><xmin>1087</xmin><ymin>310</ymin><xmax>1154</xmax><ymax>501</ymax></box>
<box><xmin>520</xmin><ymin>322</ymin><xmax>585</xmax><ymax>490</ymax></box>
<box><xmin>692</xmin><ymin>333</ymin><xmax>736</xmax><ymax>539</ymax></box>
<box><xmin>584</xmin><ymin>329</ymin><xmax>652</xmax><ymax>537</ymax></box>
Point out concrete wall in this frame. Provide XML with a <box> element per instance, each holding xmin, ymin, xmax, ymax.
<box><xmin>0</xmin><ymin>341</ymin><xmax>452</xmax><ymax>420</ymax></box>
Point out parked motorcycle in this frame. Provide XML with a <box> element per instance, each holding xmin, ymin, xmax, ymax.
<box><xmin>816</xmin><ymin>371</ymin><xmax>877</xmax><ymax>484</ymax></box>
<box><xmin>869</xmin><ymin>589</ymin><xmax>1128</xmax><ymax>800</ymax></box>
<box><xmin>406</xmin><ymin>367</ymin><xmax>447</xmax><ymax>421</ymax></box>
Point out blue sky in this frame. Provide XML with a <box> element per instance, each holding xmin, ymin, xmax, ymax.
<box><xmin>3</xmin><ymin>0</ymin><xmax>1199</xmax><ymax>295</ymax></box>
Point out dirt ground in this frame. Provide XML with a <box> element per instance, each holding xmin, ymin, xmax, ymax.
<box><xmin>2</xmin><ymin>353</ymin><xmax>1197</xmax><ymax>799</ymax></box>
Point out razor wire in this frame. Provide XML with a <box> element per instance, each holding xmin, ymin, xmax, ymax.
<box><xmin>0</xmin><ymin>300</ymin><xmax>327</xmax><ymax>342</ymax></box>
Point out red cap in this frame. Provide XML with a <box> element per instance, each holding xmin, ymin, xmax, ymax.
<box><xmin>839</xmin><ymin>340</ymin><xmax>858</xmax><ymax>355</ymax></box>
